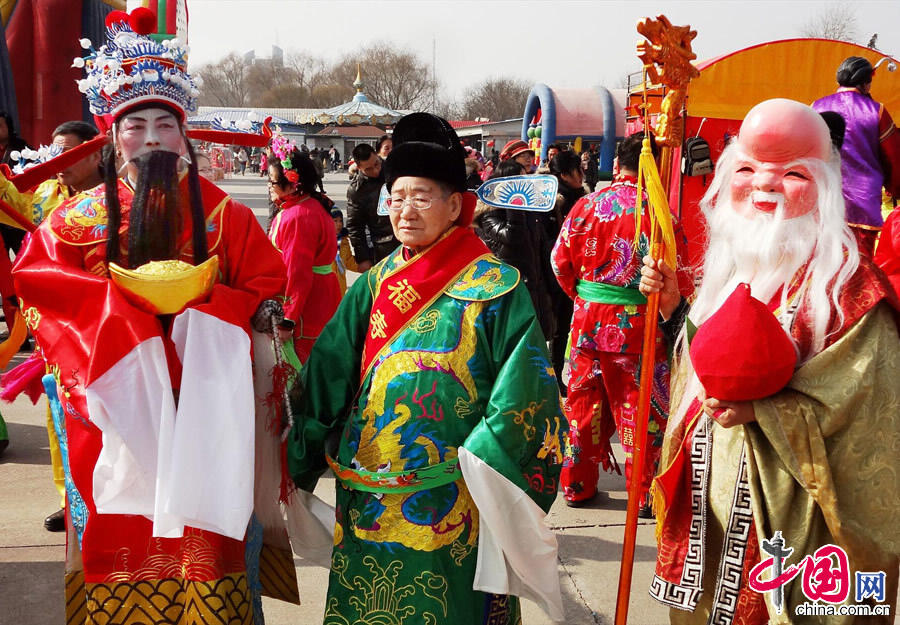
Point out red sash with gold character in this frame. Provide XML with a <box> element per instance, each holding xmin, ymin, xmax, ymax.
<box><xmin>360</xmin><ymin>226</ymin><xmax>490</xmax><ymax>381</ymax></box>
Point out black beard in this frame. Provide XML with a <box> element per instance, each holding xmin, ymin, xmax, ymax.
<box><xmin>128</xmin><ymin>150</ymin><xmax>181</xmax><ymax>267</ymax></box>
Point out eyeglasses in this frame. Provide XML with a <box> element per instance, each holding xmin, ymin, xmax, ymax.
<box><xmin>385</xmin><ymin>195</ymin><xmax>436</xmax><ymax>211</ymax></box>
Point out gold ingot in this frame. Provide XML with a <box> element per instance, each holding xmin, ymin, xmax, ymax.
<box><xmin>109</xmin><ymin>256</ymin><xmax>219</xmax><ymax>315</ymax></box>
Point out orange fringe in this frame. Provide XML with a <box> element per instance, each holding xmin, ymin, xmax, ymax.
<box><xmin>651</xmin><ymin>478</ymin><xmax>666</xmax><ymax>542</ymax></box>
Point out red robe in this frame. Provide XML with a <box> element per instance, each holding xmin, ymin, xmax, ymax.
<box><xmin>13</xmin><ymin>176</ymin><xmax>287</xmax><ymax>624</ymax></box>
<box><xmin>268</xmin><ymin>193</ymin><xmax>341</xmax><ymax>362</ymax></box>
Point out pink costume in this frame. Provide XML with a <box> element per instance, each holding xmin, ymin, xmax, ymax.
<box><xmin>269</xmin><ymin>194</ymin><xmax>342</xmax><ymax>361</ymax></box>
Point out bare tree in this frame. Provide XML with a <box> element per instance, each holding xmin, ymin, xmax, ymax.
<box><xmin>193</xmin><ymin>43</ymin><xmax>437</xmax><ymax>110</ymax></box>
<box><xmin>256</xmin><ymin>84</ymin><xmax>309</xmax><ymax>108</ymax></box>
<box><xmin>196</xmin><ymin>52</ymin><xmax>329</xmax><ymax>108</ymax></box>
<box><xmin>459</xmin><ymin>78</ymin><xmax>532</xmax><ymax>121</ymax></box>
<box><xmin>195</xmin><ymin>53</ymin><xmax>251</xmax><ymax>106</ymax></box>
<box><xmin>237</xmin><ymin>52</ymin><xmax>332</xmax><ymax>108</ymax></box>
<box><xmin>308</xmin><ymin>83</ymin><xmax>355</xmax><ymax>108</ymax></box>
<box><xmin>432</xmin><ymin>94</ymin><xmax>461</xmax><ymax>120</ymax></box>
<box><xmin>285</xmin><ymin>52</ymin><xmax>329</xmax><ymax>91</ymax></box>
<box><xmin>246</xmin><ymin>62</ymin><xmax>283</xmax><ymax>101</ymax></box>
<box><xmin>329</xmin><ymin>43</ymin><xmax>436</xmax><ymax>110</ymax></box>
<box><xmin>800</xmin><ymin>4</ymin><xmax>860</xmax><ymax>43</ymax></box>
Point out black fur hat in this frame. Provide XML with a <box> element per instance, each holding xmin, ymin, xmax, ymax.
<box><xmin>384</xmin><ymin>113</ymin><xmax>467</xmax><ymax>193</ymax></box>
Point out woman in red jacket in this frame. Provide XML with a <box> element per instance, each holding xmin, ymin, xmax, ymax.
<box><xmin>268</xmin><ymin>148</ymin><xmax>342</xmax><ymax>362</ymax></box>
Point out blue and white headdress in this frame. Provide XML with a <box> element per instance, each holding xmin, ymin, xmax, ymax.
<box><xmin>8</xmin><ymin>144</ymin><xmax>65</xmax><ymax>175</ymax></box>
<box><xmin>210</xmin><ymin>114</ymin><xmax>263</xmax><ymax>134</ymax></box>
<box><xmin>73</xmin><ymin>9</ymin><xmax>199</xmax><ymax>124</ymax></box>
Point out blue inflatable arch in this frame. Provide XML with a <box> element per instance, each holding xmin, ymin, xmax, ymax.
<box><xmin>521</xmin><ymin>84</ymin><xmax>622</xmax><ymax>173</ymax></box>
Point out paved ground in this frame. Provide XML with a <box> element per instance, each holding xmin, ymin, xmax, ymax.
<box><xmin>0</xmin><ymin>171</ymin><xmax>670</xmax><ymax>625</ymax></box>
<box><xmin>223</xmin><ymin>170</ymin><xmax>350</xmax><ymax>230</ymax></box>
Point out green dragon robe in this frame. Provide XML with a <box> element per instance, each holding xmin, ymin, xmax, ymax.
<box><xmin>289</xmin><ymin>249</ymin><xmax>566</xmax><ymax>625</ymax></box>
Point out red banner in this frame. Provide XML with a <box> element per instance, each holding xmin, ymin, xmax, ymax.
<box><xmin>360</xmin><ymin>226</ymin><xmax>489</xmax><ymax>381</ymax></box>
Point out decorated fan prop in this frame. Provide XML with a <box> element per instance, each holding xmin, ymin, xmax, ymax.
<box><xmin>376</xmin><ymin>185</ymin><xmax>390</xmax><ymax>216</ymax></box>
<box><xmin>376</xmin><ymin>175</ymin><xmax>558</xmax><ymax>216</ymax></box>
<box><xmin>476</xmin><ymin>175</ymin><xmax>558</xmax><ymax>211</ymax></box>
<box><xmin>187</xmin><ymin>115</ymin><xmax>273</xmax><ymax>148</ymax></box>
<box><xmin>689</xmin><ymin>283</ymin><xmax>797</xmax><ymax>401</ymax></box>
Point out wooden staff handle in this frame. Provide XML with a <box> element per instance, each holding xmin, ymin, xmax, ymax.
<box><xmin>614</xmin><ymin>231</ymin><xmax>662</xmax><ymax>625</ymax></box>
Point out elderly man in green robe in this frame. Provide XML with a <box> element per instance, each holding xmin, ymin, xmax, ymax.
<box><xmin>288</xmin><ymin>113</ymin><xmax>566</xmax><ymax>625</ymax></box>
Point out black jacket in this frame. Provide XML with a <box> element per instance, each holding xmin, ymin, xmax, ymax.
<box><xmin>345</xmin><ymin>169</ymin><xmax>397</xmax><ymax>264</ymax></box>
<box><xmin>583</xmin><ymin>153</ymin><xmax>600</xmax><ymax>193</ymax></box>
<box><xmin>1</xmin><ymin>136</ymin><xmax>30</xmax><ymax>167</ymax></box>
<box><xmin>474</xmin><ymin>206</ymin><xmax>555</xmax><ymax>339</ymax></box>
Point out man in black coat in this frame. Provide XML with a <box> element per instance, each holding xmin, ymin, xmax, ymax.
<box><xmin>346</xmin><ymin>143</ymin><xmax>397</xmax><ymax>270</ymax></box>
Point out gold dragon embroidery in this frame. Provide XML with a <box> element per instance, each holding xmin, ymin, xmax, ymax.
<box><xmin>503</xmin><ymin>400</ymin><xmax>547</xmax><ymax>441</ymax></box>
<box><xmin>537</xmin><ymin>417</ymin><xmax>564</xmax><ymax>465</ymax></box>
<box><xmin>350</xmin><ymin>302</ymin><xmax>484</xmax><ymax>550</ymax></box>
<box><xmin>455</xmin><ymin>262</ymin><xmax>504</xmax><ymax>295</ymax></box>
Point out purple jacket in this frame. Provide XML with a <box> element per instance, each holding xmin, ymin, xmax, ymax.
<box><xmin>813</xmin><ymin>90</ymin><xmax>885</xmax><ymax>228</ymax></box>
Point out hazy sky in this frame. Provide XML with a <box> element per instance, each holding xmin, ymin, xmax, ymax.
<box><xmin>187</xmin><ymin>0</ymin><xmax>900</xmax><ymax>104</ymax></box>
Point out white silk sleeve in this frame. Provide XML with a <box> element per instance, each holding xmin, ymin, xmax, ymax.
<box><xmin>249</xmin><ymin>329</ymin><xmax>335</xmax><ymax>567</ymax></box>
<box><xmin>153</xmin><ymin>308</ymin><xmax>255</xmax><ymax>540</ymax></box>
<box><xmin>458</xmin><ymin>447</ymin><xmax>565</xmax><ymax>621</ymax></box>
<box><xmin>86</xmin><ymin>336</ymin><xmax>174</xmax><ymax>518</ymax></box>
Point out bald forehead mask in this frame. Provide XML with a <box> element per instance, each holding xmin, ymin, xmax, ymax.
<box><xmin>737</xmin><ymin>98</ymin><xmax>833</xmax><ymax>164</ymax></box>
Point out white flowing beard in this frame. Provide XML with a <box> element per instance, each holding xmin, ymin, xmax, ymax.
<box><xmin>667</xmin><ymin>145</ymin><xmax>860</xmax><ymax>432</ymax></box>
<box><xmin>670</xmin><ymin>195</ymin><xmax>818</xmax><ymax>430</ymax></box>
<box><xmin>692</xmin><ymin>194</ymin><xmax>818</xmax><ymax>322</ymax></box>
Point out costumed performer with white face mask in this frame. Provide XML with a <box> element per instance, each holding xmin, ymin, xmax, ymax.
<box><xmin>12</xmin><ymin>9</ymin><xmax>294</xmax><ymax>624</ymax></box>
<box><xmin>641</xmin><ymin>98</ymin><xmax>900</xmax><ymax>624</ymax></box>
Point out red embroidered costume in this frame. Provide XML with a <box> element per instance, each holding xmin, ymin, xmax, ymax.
<box><xmin>552</xmin><ymin>176</ymin><xmax>688</xmax><ymax>504</ymax></box>
<box><xmin>14</xmin><ymin>174</ymin><xmax>288</xmax><ymax>624</ymax></box>
<box><xmin>268</xmin><ymin>194</ymin><xmax>341</xmax><ymax>362</ymax></box>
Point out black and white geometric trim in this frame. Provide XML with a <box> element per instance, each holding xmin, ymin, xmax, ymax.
<box><xmin>648</xmin><ymin>415</ymin><xmax>711</xmax><ymax>612</ymax></box>
<box><xmin>709</xmin><ymin>448</ymin><xmax>754</xmax><ymax>625</ymax></box>
<box><xmin>685</xmin><ymin>416</ymin><xmax>710</xmax><ymax>589</ymax></box>
<box><xmin>649</xmin><ymin>575</ymin><xmax>702</xmax><ymax>611</ymax></box>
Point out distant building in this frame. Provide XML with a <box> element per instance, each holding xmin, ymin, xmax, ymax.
<box><xmin>297</xmin><ymin>66</ymin><xmax>404</xmax><ymax>126</ymax></box>
<box><xmin>242</xmin><ymin>46</ymin><xmax>283</xmax><ymax>68</ymax></box>
<box><xmin>308</xmin><ymin>125</ymin><xmax>387</xmax><ymax>160</ymax></box>
<box><xmin>452</xmin><ymin>119</ymin><xmax>525</xmax><ymax>156</ymax></box>
<box><xmin>187</xmin><ymin>68</ymin><xmax>416</xmax><ymax>157</ymax></box>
